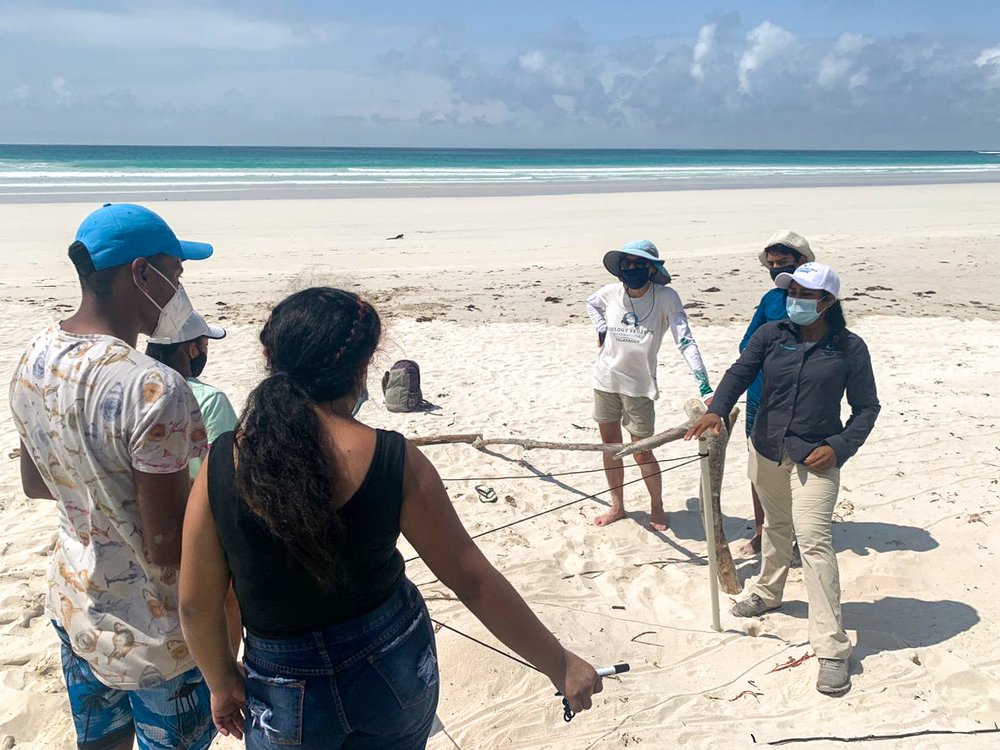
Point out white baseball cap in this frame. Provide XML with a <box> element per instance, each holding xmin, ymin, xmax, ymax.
<box><xmin>148</xmin><ymin>310</ymin><xmax>226</xmax><ymax>345</ymax></box>
<box><xmin>775</xmin><ymin>262</ymin><xmax>841</xmax><ymax>299</ymax></box>
<box><xmin>759</xmin><ymin>230</ymin><xmax>815</xmax><ymax>267</ymax></box>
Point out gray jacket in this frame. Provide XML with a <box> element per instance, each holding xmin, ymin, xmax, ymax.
<box><xmin>709</xmin><ymin>321</ymin><xmax>880</xmax><ymax>466</ymax></box>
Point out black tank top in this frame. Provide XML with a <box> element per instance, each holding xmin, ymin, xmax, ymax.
<box><xmin>207</xmin><ymin>429</ymin><xmax>407</xmax><ymax>636</ymax></box>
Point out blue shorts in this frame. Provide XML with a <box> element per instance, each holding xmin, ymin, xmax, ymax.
<box><xmin>53</xmin><ymin>622</ymin><xmax>215</xmax><ymax>750</ymax></box>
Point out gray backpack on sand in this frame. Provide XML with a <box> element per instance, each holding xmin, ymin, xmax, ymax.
<box><xmin>382</xmin><ymin>360</ymin><xmax>424</xmax><ymax>413</ymax></box>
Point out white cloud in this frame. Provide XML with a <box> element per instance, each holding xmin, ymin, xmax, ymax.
<box><xmin>818</xmin><ymin>32</ymin><xmax>874</xmax><ymax>87</ymax></box>
<box><xmin>975</xmin><ymin>47</ymin><xmax>1000</xmax><ymax>67</ymax></box>
<box><xmin>835</xmin><ymin>32</ymin><xmax>872</xmax><ymax>56</ymax></box>
<box><xmin>738</xmin><ymin>21</ymin><xmax>795</xmax><ymax>94</ymax></box>
<box><xmin>0</xmin><ymin>7</ymin><xmax>330</xmax><ymax>51</ymax></box>
<box><xmin>519</xmin><ymin>50</ymin><xmax>547</xmax><ymax>73</ymax></box>
<box><xmin>51</xmin><ymin>76</ymin><xmax>71</xmax><ymax>107</ymax></box>
<box><xmin>691</xmin><ymin>23</ymin><xmax>716</xmax><ymax>81</ymax></box>
<box><xmin>7</xmin><ymin>83</ymin><xmax>30</xmax><ymax>102</ymax></box>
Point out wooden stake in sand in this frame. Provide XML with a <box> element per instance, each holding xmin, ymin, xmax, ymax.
<box><xmin>616</xmin><ymin>399</ymin><xmax>742</xmax><ymax>596</ymax></box>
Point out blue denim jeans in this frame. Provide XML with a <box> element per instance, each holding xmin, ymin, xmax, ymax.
<box><xmin>243</xmin><ymin>578</ymin><xmax>439</xmax><ymax>749</ymax></box>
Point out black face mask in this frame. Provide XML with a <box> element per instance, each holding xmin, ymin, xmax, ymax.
<box><xmin>769</xmin><ymin>265</ymin><xmax>797</xmax><ymax>281</ymax></box>
<box><xmin>620</xmin><ymin>267</ymin><xmax>650</xmax><ymax>290</ymax></box>
<box><xmin>190</xmin><ymin>351</ymin><xmax>208</xmax><ymax>378</ymax></box>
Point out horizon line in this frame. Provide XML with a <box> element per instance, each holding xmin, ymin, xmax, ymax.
<box><xmin>1</xmin><ymin>143</ymin><xmax>997</xmax><ymax>154</ymax></box>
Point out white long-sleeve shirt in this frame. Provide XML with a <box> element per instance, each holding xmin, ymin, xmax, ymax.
<box><xmin>586</xmin><ymin>282</ymin><xmax>712</xmax><ymax>400</ymax></box>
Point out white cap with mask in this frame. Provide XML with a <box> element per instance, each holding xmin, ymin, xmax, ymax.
<box><xmin>774</xmin><ymin>262</ymin><xmax>841</xmax><ymax>300</ymax></box>
<box><xmin>147</xmin><ymin>310</ymin><xmax>227</xmax><ymax>345</ymax></box>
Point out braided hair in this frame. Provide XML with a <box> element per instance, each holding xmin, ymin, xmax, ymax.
<box><xmin>235</xmin><ymin>288</ymin><xmax>382</xmax><ymax>586</ymax></box>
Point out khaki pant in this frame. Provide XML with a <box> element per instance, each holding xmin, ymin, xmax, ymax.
<box><xmin>748</xmin><ymin>445</ymin><xmax>851</xmax><ymax>660</ymax></box>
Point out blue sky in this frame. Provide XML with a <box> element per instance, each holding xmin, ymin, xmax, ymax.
<box><xmin>1</xmin><ymin>1</ymin><xmax>999</xmax><ymax>148</ymax></box>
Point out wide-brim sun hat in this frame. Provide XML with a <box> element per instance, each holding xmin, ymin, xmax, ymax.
<box><xmin>775</xmin><ymin>262</ymin><xmax>841</xmax><ymax>300</ymax></box>
<box><xmin>148</xmin><ymin>310</ymin><xmax>227</xmax><ymax>345</ymax></box>
<box><xmin>759</xmin><ymin>230</ymin><xmax>815</xmax><ymax>267</ymax></box>
<box><xmin>603</xmin><ymin>239</ymin><xmax>671</xmax><ymax>285</ymax></box>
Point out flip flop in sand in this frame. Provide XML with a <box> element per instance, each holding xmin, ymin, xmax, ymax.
<box><xmin>476</xmin><ymin>485</ymin><xmax>498</xmax><ymax>503</ymax></box>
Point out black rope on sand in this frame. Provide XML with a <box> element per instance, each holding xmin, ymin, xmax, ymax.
<box><xmin>419</xmin><ymin>456</ymin><xmax>706</xmax><ymax>674</ymax></box>
<box><xmin>439</xmin><ymin>453</ymin><xmax>702</xmax><ymax>482</ymax></box>
<box><xmin>431</xmin><ymin>618</ymin><xmax>541</xmax><ymax>674</ymax></box>
<box><xmin>405</xmin><ymin>455</ymin><xmax>703</xmax><ymax>564</ymax></box>
<box><xmin>765</xmin><ymin>725</ymin><xmax>1000</xmax><ymax>745</ymax></box>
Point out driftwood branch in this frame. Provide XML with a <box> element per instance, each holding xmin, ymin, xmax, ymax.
<box><xmin>411</xmin><ymin>433</ymin><xmax>629</xmax><ymax>453</ymax></box>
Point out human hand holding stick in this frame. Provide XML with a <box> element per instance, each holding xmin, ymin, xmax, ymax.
<box><xmin>685</xmin><ymin>412</ymin><xmax>723</xmax><ymax>440</ymax></box>
<box><xmin>557</xmin><ymin>662</ymin><xmax>629</xmax><ymax>722</ymax></box>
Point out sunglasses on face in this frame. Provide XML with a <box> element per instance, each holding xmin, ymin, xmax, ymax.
<box><xmin>619</xmin><ymin>258</ymin><xmax>650</xmax><ymax>270</ymax></box>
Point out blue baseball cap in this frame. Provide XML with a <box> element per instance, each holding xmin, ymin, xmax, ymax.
<box><xmin>74</xmin><ymin>203</ymin><xmax>213</xmax><ymax>271</ymax></box>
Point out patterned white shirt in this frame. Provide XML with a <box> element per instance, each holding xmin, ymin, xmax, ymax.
<box><xmin>10</xmin><ymin>326</ymin><xmax>206</xmax><ymax>689</ymax></box>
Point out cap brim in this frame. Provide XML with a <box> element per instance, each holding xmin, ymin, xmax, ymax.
<box><xmin>205</xmin><ymin>324</ymin><xmax>226</xmax><ymax>340</ymax></box>
<box><xmin>178</xmin><ymin>239</ymin><xmax>213</xmax><ymax>261</ymax></box>
<box><xmin>775</xmin><ymin>272</ymin><xmax>827</xmax><ymax>292</ymax></box>
<box><xmin>603</xmin><ymin>250</ymin><xmax>671</xmax><ymax>285</ymax></box>
<box><xmin>774</xmin><ymin>272</ymin><xmax>795</xmax><ymax>289</ymax></box>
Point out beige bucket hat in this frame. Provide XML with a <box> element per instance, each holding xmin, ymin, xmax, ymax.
<box><xmin>759</xmin><ymin>230</ymin><xmax>815</xmax><ymax>267</ymax></box>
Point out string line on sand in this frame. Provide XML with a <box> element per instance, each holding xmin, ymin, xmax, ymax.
<box><xmin>766</xmin><ymin>726</ymin><xmax>1000</xmax><ymax>746</ymax></box>
<box><xmin>431</xmin><ymin>618</ymin><xmax>541</xmax><ymax>674</ymax></box>
<box><xmin>439</xmin><ymin>453</ymin><xmax>702</xmax><ymax>482</ymax></box>
<box><xmin>418</xmin><ymin>456</ymin><xmax>708</xmax><ymax>685</ymax></box>
<box><xmin>405</xmin><ymin>454</ymin><xmax>704</xmax><ymax>565</ymax></box>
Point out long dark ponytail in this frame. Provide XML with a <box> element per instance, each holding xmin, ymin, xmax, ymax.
<box><xmin>235</xmin><ymin>288</ymin><xmax>382</xmax><ymax>586</ymax></box>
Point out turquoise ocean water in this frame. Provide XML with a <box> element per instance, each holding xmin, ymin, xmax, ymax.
<box><xmin>1</xmin><ymin>145</ymin><xmax>999</xmax><ymax>199</ymax></box>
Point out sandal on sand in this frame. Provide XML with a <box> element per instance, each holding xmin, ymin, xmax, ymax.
<box><xmin>476</xmin><ymin>485</ymin><xmax>498</xmax><ymax>503</ymax></box>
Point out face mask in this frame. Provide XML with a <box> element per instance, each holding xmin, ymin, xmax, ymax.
<box><xmin>139</xmin><ymin>264</ymin><xmax>194</xmax><ymax>341</ymax></box>
<box><xmin>769</xmin><ymin>265</ymin><xmax>796</xmax><ymax>281</ymax></box>
<box><xmin>620</xmin><ymin>267</ymin><xmax>650</xmax><ymax>290</ymax></box>
<box><xmin>352</xmin><ymin>385</ymin><xmax>369</xmax><ymax>417</ymax></box>
<box><xmin>786</xmin><ymin>298</ymin><xmax>822</xmax><ymax>326</ymax></box>
<box><xmin>189</xmin><ymin>350</ymin><xmax>207</xmax><ymax>378</ymax></box>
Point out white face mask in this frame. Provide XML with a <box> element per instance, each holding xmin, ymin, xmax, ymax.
<box><xmin>138</xmin><ymin>264</ymin><xmax>194</xmax><ymax>341</ymax></box>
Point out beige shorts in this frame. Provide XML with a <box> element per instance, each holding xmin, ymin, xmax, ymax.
<box><xmin>593</xmin><ymin>390</ymin><xmax>655</xmax><ymax>438</ymax></box>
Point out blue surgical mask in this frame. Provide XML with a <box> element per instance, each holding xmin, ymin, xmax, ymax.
<box><xmin>352</xmin><ymin>385</ymin><xmax>369</xmax><ymax>417</ymax></box>
<box><xmin>786</xmin><ymin>298</ymin><xmax>821</xmax><ymax>325</ymax></box>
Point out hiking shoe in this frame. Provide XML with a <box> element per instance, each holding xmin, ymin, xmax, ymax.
<box><xmin>816</xmin><ymin>658</ymin><xmax>851</xmax><ymax>695</ymax></box>
<box><xmin>730</xmin><ymin>594</ymin><xmax>775</xmax><ymax>618</ymax></box>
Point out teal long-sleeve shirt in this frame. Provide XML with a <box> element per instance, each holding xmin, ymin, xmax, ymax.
<box><xmin>740</xmin><ymin>287</ymin><xmax>788</xmax><ymax>405</ymax></box>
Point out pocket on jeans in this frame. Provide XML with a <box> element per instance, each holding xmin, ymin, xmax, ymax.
<box><xmin>245</xmin><ymin>666</ymin><xmax>305</xmax><ymax>746</ymax></box>
<box><xmin>367</xmin><ymin>607</ymin><xmax>438</xmax><ymax>710</ymax></box>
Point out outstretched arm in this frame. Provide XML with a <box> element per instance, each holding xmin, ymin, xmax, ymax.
<box><xmin>400</xmin><ymin>441</ymin><xmax>602</xmax><ymax>713</ymax></box>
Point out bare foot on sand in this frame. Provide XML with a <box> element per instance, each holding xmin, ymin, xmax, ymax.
<box><xmin>648</xmin><ymin>507</ymin><xmax>669</xmax><ymax>532</ymax></box>
<box><xmin>594</xmin><ymin>508</ymin><xmax>627</xmax><ymax>527</ymax></box>
<box><xmin>740</xmin><ymin>535</ymin><xmax>762</xmax><ymax>555</ymax></box>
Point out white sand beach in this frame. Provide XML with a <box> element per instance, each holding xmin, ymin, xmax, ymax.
<box><xmin>1</xmin><ymin>182</ymin><xmax>999</xmax><ymax>748</ymax></box>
